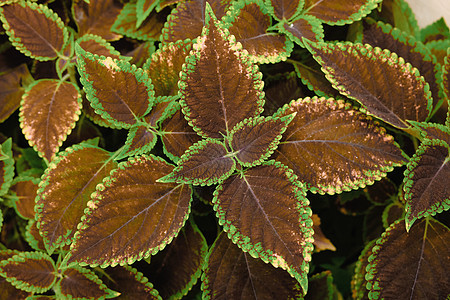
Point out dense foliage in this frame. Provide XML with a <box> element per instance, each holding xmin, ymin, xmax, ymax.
<box><xmin>0</xmin><ymin>0</ymin><xmax>448</xmax><ymax>299</ymax></box>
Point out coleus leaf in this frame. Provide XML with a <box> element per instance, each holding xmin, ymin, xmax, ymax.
<box><xmin>146</xmin><ymin>220</ymin><xmax>208</xmax><ymax>299</ymax></box>
<box><xmin>106</xmin><ymin>265</ymin><xmax>162</xmax><ymax>299</ymax></box>
<box><xmin>19</xmin><ymin>79</ymin><xmax>82</xmax><ymax>162</ymax></box>
<box><xmin>213</xmin><ymin>160</ymin><xmax>314</xmax><ymax>293</ymax></box>
<box><xmin>366</xmin><ymin>218</ymin><xmax>450</xmax><ymax>299</ymax></box>
<box><xmin>55</xmin><ymin>266</ymin><xmax>119</xmax><ymax>299</ymax></box>
<box><xmin>76</xmin><ymin>34</ymin><xmax>123</xmax><ymax>60</ymax></box>
<box><xmin>35</xmin><ymin>143</ymin><xmax>118</xmax><ymax>252</ymax></box>
<box><xmin>72</xmin><ymin>0</ymin><xmax>122</xmax><ymax>41</ymax></box>
<box><xmin>264</xmin><ymin>72</ymin><xmax>305</xmax><ymax>116</ymax></box>
<box><xmin>67</xmin><ymin>154</ymin><xmax>192</xmax><ymax>267</ymax></box>
<box><xmin>111</xmin><ymin>2</ymin><xmax>166</xmax><ymax>41</ymax></box>
<box><xmin>143</xmin><ymin>39</ymin><xmax>192</xmax><ymax>99</ymax></box>
<box><xmin>224</xmin><ymin>0</ymin><xmax>294</xmax><ymax>64</ymax></box>
<box><xmin>306</xmin><ymin>271</ymin><xmax>340</xmax><ymax>300</ymax></box>
<box><xmin>76</xmin><ymin>45</ymin><xmax>155</xmax><ymax>129</ymax></box>
<box><xmin>136</xmin><ymin>0</ymin><xmax>160</xmax><ymax>28</ymax></box>
<box><xmin>265</xmin><ymin>0</ymin><xmax>303</xmax><ymax>21</ymax></box>
<box><xmin>179</xmin><ymin>5</ymin><xmax>264</xmax><ymax>138</ymax></box>
<box><xmin>118</xmin><ymin>125</ymin><xmax>157</xmax><ymax>159</ymax></box>
<box><xmin>420</xmin><ymin>17</ymin><xmax>450</xmax><ymax>44</ymax></box>
<box><xmin>305</xmin><ymin>41</ymin><xmax>433</xmax><ymax>129</ymax></box>
<box><xmin>443</xmin><ymin>49</ymin><xmax>449</xmax><ymax>111</ymax></box>
<box><xmin>11</xmin><ymin>178</ymin><xmax>39</xmax><ymax>219</ymax></box>
<box><xmin>25</xmin><ymin>220</ymin><xmax>47</xmax><ymax>252</ymax></box>
<box><xmin>0</xmin><ymin>250</ymin><xmax>31</xmax><ymax>300</ymax></box>
<box><xmin>279</xmin><ymin>15</ymin><xmax>324</xmax><ymax>47</ymax></box>
<box><xmin>362</xmin><ymin>21</ymin><xmax>442</xmax><ymax>115</ymax></box>
<box><xmin>202</xmin><ymin>232</ymin><xmax>305</xmax><ymax>298</ymax></box>
<box><xmin>0</xmin><ymin>251</ymin><xmax>56</xmax><ymax>293</ymax></box>
<box><xmin>302</xmin><ymin>0</ymin><xmax>381</xmax><ymax>25</ymax></box>
<box><xmin>378</xmin><ymin>0</ymin><xmax>419</xmax><ymax>39</ymax></box>
<box><xmin>311</xmin><ymin>214</ymin><xmax>336</xmax><ymax>252</ymax></box>
<box><xmin>0</xmin><ymin>2</ymin><xmax>68</xmax><ymax>60</ymax></box>
<box><xmin>403</xmin><ymin>139</ymin><xmax>450</xmax><ymax>231</ymax></box>
<box><xmin>0</xmin><ymin>138</ymin><xmax>14</xmax><ymax>198</ymax></box>
<box><xmin>0</xmin><ymin>64</ymin><xmax>32</xmax><ymax>123</ymax></box>
<box><xmin>159</xmin><ymin>139</ymin><xmax>236</xmax><ymax>186</ymax></box>
<box><xmin>159</xmin><ymin>104</ymin><xmax>202</xmax><ymax>163</ymax></box>
<box><xmin>351</xmin><ymin>239</ymin><xmax>376</xmax><ymax>300</ymax></box>
<box><xmin>274</xmin><ymin>97</ymin><xmax>406</xmax><ymax>194</ymax></box>
<box><xmin>229</xmin><ymin>114</ymin><xmax>295</xmax><ymax>167</ymax></box>
<box><xmin>160</xmin><ymin>0</ymin><xmax>230</xmax><ymax>43</ymax></box>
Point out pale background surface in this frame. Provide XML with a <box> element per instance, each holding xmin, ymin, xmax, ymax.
<box><xmin>405</xmin><ymin>0</ymin><xmax>450</xmax><ymax>28</ymax></box>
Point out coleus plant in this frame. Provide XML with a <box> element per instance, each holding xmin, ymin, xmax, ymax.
<box><xmin>0</xmin><ymin>0</ymin><xmax>448</xmax><ymax>299</ymax></box>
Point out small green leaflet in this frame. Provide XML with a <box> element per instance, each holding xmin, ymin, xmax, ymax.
<box><xmin>0</xmin><ymin>138</ymin><xmax>14</xmax><ymax>198</ymax></box>
<box><xmin>76</xmin><ymin>44</ymin><xmax>155</xmax><ymax>129</ymax></box>
<box><xmin>67</xmin><ymin>154</ymin><xmax>192</xmax><ymax>268</ymax></box>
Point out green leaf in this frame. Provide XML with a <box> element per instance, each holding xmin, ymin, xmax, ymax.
<box><xmin>144</xmin><ymin>40</ymin><xmax>192</xmax><ymax>99</ymax></box>
<box><xmin>55</xmin><ymin>266</ymin><xmax>119</xmax><ymax>299</ymax></box>
<box><xmin>362</xmin><ymin>21</ymin><xmax>443</xmax><ymax>117</ymax></box>
<box><xmin>179</xmin><ymin>6</ymin><xmax>264</xmax><ymax>138</ymax></box>
<box><xmin>0</xmin><ymin>251</ymin><xmax>56</xmax><ymax>293</ymax></box>
<box><xmin>305</xmin><ymin>41</ymin><xmax>433</xmax><ymax>129</ymax></box>
<box><xmin>274</xmin><ymin>97</ymin><xmax>406</xmax><ymax>194</ymax></box>
<box><xmin>0</xmin><ymin>2</ymin><xmax>68</xmax><ymax>60</ymax></box>
<box><xmin>19</xmin><ymin>79</ymin><xmax>82</xmax><ymax>162</ymax></box>
<box><xmin>160</xmin><ymin>0</ymin><xmax>230</xmax><ymax>43</ymax></box>
<box><xmin>378</xmin><ymin>0</ymin><xmax>419</xmax><ymax>39</ymax></box>
<box><xmin>0</xmin><ymin>138</ymin><xmax>14</xmax><ymax>198</ymax></box>
<box><xmin>136</xmin><ymin>0</ymin><xmax>160</xmax><ymax>28</ymax></box>
<box><xmin>0</xmin><ymin>64</ymin><xmax>31</xmax><ymax>123</ymax></box>
<box><xmin>229</xmin><ymin>114</ymin><xmax>294</xmax><ymax>167</ymax></box>
<box><xmin>76</xmin><ymin>45</ymin><xmax>155</xmax><ymax>129</ymax></box>
<box><xmin>420</xmin><ymin>17</ymin><xmax>450</xmax><ymax>44</ymax></box>
<box><xmin>159</xmin><ymin>139</ymin><xmax>236</xmax><ymax>186</ymax></box>
<box><xmin>403</xmin><ymin>139</ymin><xmax>450</xmax><ymax>231</ymax></box>
<box><xmin>302</xmin><ymin>0</ymin><xmax>381</xmax><ymax>25</ymax></box>
<box><xmin>366</xmin><ymin>218</ymin><xmax>450</xmax><ymax>299</ymax></box>
<box><xmin>67</xmin><ymin>154</ymin><xmax>192</xmax><ymax>267</ymax></box>
<box><xmin>159</xmin><ymin>104</ymin><xmax>202</xmax><ymax>163</ymax></box>
<box><xmin>35</xmin><ymin>143</ymin><xmax>118</xmax><ymax>252</ymax></box>
<box><xmin>146</xmin><ymin>220</ymin><xmax>208</xmax><ymax>299</ymax></box>
<box><xmin>213</xmin><ymin>160</ymin><xmax>314</xmax><ymax>293</ymax></box>
<box><xmin>224</xmin><ymin>0</ymin><xmax>294</xmax><ymax>64</ymax></box>
<box><xmin>265</xmin><ymin>0</ymin><xmax>304</xmax><ymax>21</ymax></box>
<box><xmin>106</xmin><ymin>265</ymin><xmax>162</xmax><ymax>299</ymax></box>
<box><xmin>278</xmin><ymin>15</ymin><xmax>324</xmax><ymax>47</ymax></box>
<box><xmin>111</xmin><ymin>2</ymin><xmax>165</xmax><ymax>41</ymax></box>
<box><xmin>202</xmin><ymin>232</ymin><xmax>305</xmax><ymax>298</ymax></box>
<box><xmin>443</xmin><ymin>49</ymin><xmax>449</xmax><ymax>114</ymax></box>
<box><xmin>72</xmin><ymin>0</ymin><xmax>122</xmax><ymax>41</ymax></box>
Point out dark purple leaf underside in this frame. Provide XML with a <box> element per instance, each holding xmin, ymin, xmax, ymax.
<box><xmin>160</xmin><ymin>139</ymin><xmax>235</xmax><ymax>185</ymax></box>
<box><xmin>161</xmin><ymin>0</ymin><xmax>229</xmax><ymax>43</ymax></box>
<box><xmin>366</xmin><ymin>218</ymin><xmax>450</xmax><ymax>299</ymax></box>
<box><xmin>0</xmin><ymin>64</ymin><xmax>29</xmax><ymax>123</ymax></box>
<box><xmin>179</xmin><ymin>8</ymin><xmax>264</xmax><ymax>138</ymax></box>
<box><xmin>146</xmin><ymin>221</ymin><xmax>208</xmax><ymax>299</ymax></box>
<box><xmin>306</xmin><ymin>41</ymin><xmax>431</xmax><ymax>129</ymax></box>
<box><xmin>20</xmin><ymin>79</ymin><xmax>81</xmax><ymax>162</ymax></box>
<box><xmin>403</xmin><ymin>140</ymin><xmax>450</xmax><ymax>231</ymax></box>
<box><xmin>36</xmin><ymin>145</ymin><xmax>117</xmax><ymax>251</ymax></box>
<box><xmin>213</xmin><ymin>161</ymin><xmax>313</xmax><ymax>292</ymax></box>
<box><xmin>268</xmin><ymin>0</ymin><xmax>300</xmax><ymax>20</ymax></box>
<box><xmin>274</xmin><ymin>97</ymin><xmax>406</xmax><ymax>194</ymax></box>
<box><xmin>68</xmin><ymin>155</ymin><xmax>192</xmax><ymax>267</ymax></box>
<box><xmin>106</xmin><ymin>265</ymin><xmax>161</xmax><ymax>299</ymax></box>
<box><xmin>202</xmin><ymin>232</ymin><xmax>304</xmax><ymax>299</ymax></box>
<box><xmin>228</xmin><ymin>3</ymin><xmax>290</xmax><ymax>62</ymax></box>
<box><xmin>73</xmin><ymin>0</ymin><xmax>122</xmax><ymax>41</ymax></box>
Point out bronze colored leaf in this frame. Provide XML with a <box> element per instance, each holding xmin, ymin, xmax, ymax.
<box><xmin>11</xmin><ymin>179</ymin><xmax>38</xmax><ymax>220</ymax></box>
<box><xmin>266</xmin><ymin>0</ymin><xmax>303</xmax><ymax>21</ymax></box>
<box><xmin>144</xmin><ymin>40</ymin><xmax>192</xmax><ymax>99</ymax></box>
<box><xmin>35</xmin><ymin>144</ymin><xmax>117</xmax><ymax>252</ymax></box>
<box><xmin>311</xmin><ymin>214</ymin><xmax>336</xmax><ymax>252</ymax></box>
<box><xmin>77</xmin><ymin>34</ymin><xmax>122</xmax><ymax>60</ymax></box>
<box><xmin>179</xmin><ymin>6</ymin><xmax>264</xmax><ymax>138</ymax></box>
<box><xmin>202</xmin><ymin>232</ymin><xmax>304</xmax><ymax>298</ymax></box>
<box><xmin>161</xmin><ymin>0</ymin><xmax>230</xmax><ymax>43</ymax></box>
<box><xmin>144</xmin><ymin>98</ymin><xmax>174</xmax><ymax>128</ymax></box>
<box><xmin>56</xmin><ymin>266</ymin><xmax>119</xmax><ymax>299</ymax></box>
<box><xmin>366</xmin><ymin>218</ymin><xmax>450</xmax><ymax>299</ymax></box>
<box><xmin>119</xmin><ymin>125</ymin><xmax>157</xmax><ymax>159</ymax></box>
<box><xmin>306</xmin><ymin>41</ymin><xmax>432</xmax><ymax>129</ymax></box>
<box><xmin>403</xmin><ymin>140</ymin><xmax>450</xmax><ymax>231</ymax></box>
<box><xmin>280</xmin><ymin>15</ymin><xmax>324</xmax><ymax>46</ymax></box>
<box><xmin>303</xmin><ymin>0</ymin><xmax>381</xmax><ymax>25</ymax></box>
<box><xmin>136</xmin><ymin>0</ymin><xmax>159</xmax><ymax>28</ymax></box>
<box><xmin>0</xmin><ymin>64</ymin><xmax>31</xmax><ymax>123</ymax></box>
<box><xmin>226</xmin><ymin>1</ymin><xmax>293</xmax><ymax>63</ymax></box>
<box><xmin>305</xmin><ymin>271</ymin><xmax>341</xmax><ymax>300</ymax></box>
<box><xmin>213</xmin><ymin>161</ymin><xmax>314</xmax><ymax>293</ymax></box>
<box><xmin>146</xmin><ymin>220</ymin><xmax>207</xmax><ymax>299</ymax></box>
<box><xmin>351</xmin><ymin>239</ymin><xmax>375</xmax><ymax>300</ymax></box>
<box><xmin>25</xmin><ymin>220</ymin><xmax>46</xmax><ymax>252</ymax></box>
<box><xmin>106</xmin><ymin>265</ymin><xmax>162</xmax><ymax>299</ymax></box>
<box><xmin>160</xmin><ymin>105</ymin><xmax>201</xmax><ymax>162</ymax></box>
<box><xmin>0</xmin><ymin>251</ymin><xmax>56</xmax><ymax>293</ymax></box>
<box><xmin>19</xmin><ymin>79</ymin><xmax>82</xmax><ymax>162</ymax></box>
<box><xmin>264</xmin><ymin>72</ymin><xmax>305</xmax><ymax>116</ymax></box>
<box><xmin>76</xmin><ymin>45</ymin><xmax>154</xmax><ymax>129</ymax></box>
<box><xmin>274</xmin><ymin>97</ymin><xmax>406</xmax><ymax>194</ymax></box>
<box><xmin>67</xmin><ymin>155</ymin><xmax>192</xmax><ymax>267</ymax></box>
<box><xmin>72</xmin><ymin>0</ymin><xmax>122</xmax><ymax>41</ymax></box>
<box><xmin>0</xmin><ymin>2</ymin><xmax>68</xmax><ymax>60</ymax></box>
